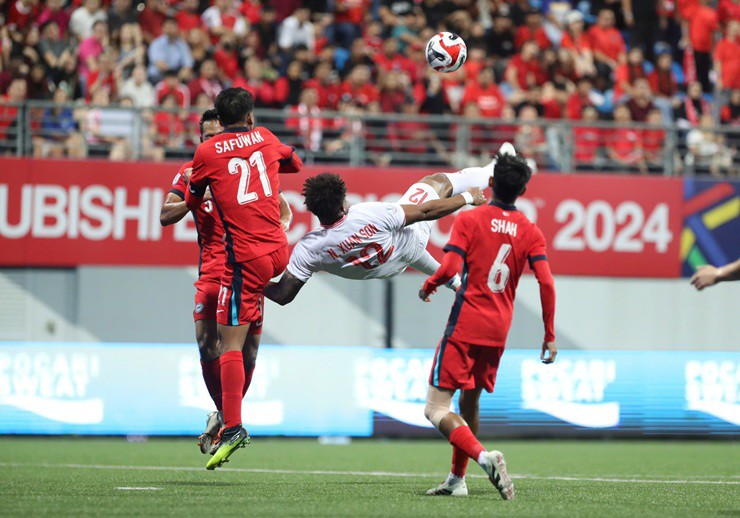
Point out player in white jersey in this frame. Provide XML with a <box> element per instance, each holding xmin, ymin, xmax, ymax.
<box><xmin>263</xmin><ymin>144</ymin><xmax>514</xmax><ymax>304</ymax></box>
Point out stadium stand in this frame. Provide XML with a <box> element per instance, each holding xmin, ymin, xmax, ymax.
<box><xmin>0</xmin><ymin>0</ymin><xmax>738</xmax><ymax>175</ymax></box>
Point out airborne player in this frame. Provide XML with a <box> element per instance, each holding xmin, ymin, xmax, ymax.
<box><xmin>159</xmin><ymin>109</ymin><xmax>292</xmax><ymax>456</ymax></box>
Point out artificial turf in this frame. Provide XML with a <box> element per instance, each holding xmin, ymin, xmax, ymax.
<box><xmin>0</xmin><ymin>438</ymin><xmax>737</xmax><ymax>517</ymax></box>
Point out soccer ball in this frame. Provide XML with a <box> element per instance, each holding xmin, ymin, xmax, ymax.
<box><xmin>425</xmin><ymin>32</ymin><xmax>467</xmax><ymax>73</ymax></box>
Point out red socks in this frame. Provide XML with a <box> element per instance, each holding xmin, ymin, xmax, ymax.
<box><xmin>451</xmin><ymin>446</ymin><xmax>470</xmax><ymax>477</ymax></box>
<box><xmin>200</xmin><ymin>359</ymin><xmax>222</xmax><ymax>411</ymax></box>
<box><xmin>220</xmin><ymin>351</ymin><xmax>245</xmax><ymax>429</ymax></box>
<box><xmin>448</xmin><ymin>426</ymin><xmax>485</xmax><ymax>462</ymax></box>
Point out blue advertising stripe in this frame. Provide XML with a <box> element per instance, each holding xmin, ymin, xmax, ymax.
<box><xmin>431</xmin><ymin>337</ymin><xmax>448</xmax><ymax>387</ymax></box>
<box><xmin>230</xmin><ymin>264</ymin><xmax>244</xmax><ymax>326</ymax></box>
<box><xmin>686</xmin><ymin>215</ymin><xmax>729</xmax><ymax>267</ymax></box>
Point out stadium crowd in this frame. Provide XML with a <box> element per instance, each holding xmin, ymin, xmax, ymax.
<box><xmin>0</xmin><ymin>0</ymin><xmax>738</xmax><ymax>174</ymax></box>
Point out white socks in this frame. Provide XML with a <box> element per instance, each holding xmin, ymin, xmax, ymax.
<box><xmin>446</xmin><ymin>472</ymin><xmax>465</xmax><ymax>484</ymax></box>
<box><xmin>444</xmin><ymin>159</ymin><xmax>495</xmax><ymax>196</ymax></box>
<box><xmin>477</xmin><ymin>451</ymin><xmax>489</xmax><ymax>469</ymax></box>
<box><xmin>410</xmin><ymin>250</ymin><xmax>442</xmax><ymax>277</ymax></box>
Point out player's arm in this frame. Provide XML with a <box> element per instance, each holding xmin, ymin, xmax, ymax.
<box><xmin>691</xmin><ymin>258</ymin><xmax>740</xmax><ymax>290</ymax></box>
<box><xmin>184</xmin><ymin>151</ymin><xmax>207</xmax><ymax>211</ymax></box>
<box><xmin>160</xmin><ymin>192</ymin><xmax>189</xmax><ymax>226</ymax></box>
<box><xmin>530</xmin><ymin>253</ymin><xmax>557</xmax><ymax>364</ymax></box>
<box><xmin>278</xmin><ymin>144</ymin><xmax>303</xmax><ymax>174</ymax></box>
<box><xmin>279</xmin><ymin>191</ymin><xmax>293</xmax><ymax>231</ymax></box>
<box><xmin>264</xmin><ymin>271</ymin><xmax>305</xmax><ymax>306</ymax></box>
<box><xmin>419</xmin><ymin>250</ymin><xmax>463</xmax><ymax>302</ymax></box>
<box><xmin>402</xmin><ymin>187</ymin><xmax>486</xmax><ymax>226</ymax></box>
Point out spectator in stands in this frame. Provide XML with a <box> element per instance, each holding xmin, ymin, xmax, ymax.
<box><xmin>232</xmin><ymin>58</ymin><xmax>277</xmax><ymax>107</ymax></box>
<box><xmin>606</xmin><ymin>104</ymin><xmax>647</xmax><ymax>173</ymax></box>
<box><xmin>614</xmin><ymin>47</ymin><xmax>649</xmax><ymax>101</ymax></box>
<box><xmin>139</xmin><ymin>0</ymin><xmax>168</xmax><ymax>43</ymax></box>
<box><xmin>641</xmin><ymin>108</ymin><xmax>666</xmax><ymax>168</ymax></box>
<box><xmin>115</xmin><ymin>23</ymin><xmax>145</xmax><ymax>80</ymax></box>
<box><xmin>574</xmin><ymin>105</ymin><xmax>603</xmax><ymax>169</ymax></box>
<box><xmin>254</xmin><ymin>6</ymin><xmax>279</xmax><ymax>56</ymax></box>
<box><xmin>379</xmin><ymin>70</ymin><xmax>408</xmax><ymax>114</ymax></box>
<box><xmin>515</xmin><ymin>9</ymin><xmax>552</xmax><ymax>50</ymax></box>
<box><xmin>107</xmin><ymin>0</ymin><xmax>138</xmax><ymax>40</ymax></box>
<box><xmin>685</xmin><ymin>0</ymin><xmax>719</xmax><ymax>93</ymax></box>
<box><xmin>37</xmin><ymin>0</ymin><xmax>71</xmax><ymax>39</ymax></box>
<box><xmin>506</xmin><ymin>41</ymin><xmax>547</xmax><ymax>101</ymax></box>
<box><xmin>718</xmin><ymin>0</ymin><xmax>740</xmax><ymax>27</ymax></box>
<box><xmin>147</xmin><ymin>17</ymin><xmax>194</xmax><ymax>83</ymax></box>
<box><xmin>154</xmin><ymin>69</ymin><xmax>191</xmax><ymax>107</ymax></box>
<box><xmin>588</xmin><ymin>9</ymin><xmax>626</xmax><ymax>76</ymax></box>
<box><xmin>566</xmin><ymin>75</ymin><xmax>595</xmax><ymax>119</ymax></box>
<box><xmin>560</xmin><ymin>10</ymin><xmax>595</xmax><ymax>78</ymax></box>
<box><xmin>152</xmin><ymin>93</ymin><xmax>186</xmax><ymax>149</ymax></box>
<box><xmin>304</xmin><ymin>60</ymin><xmax>340</xmax><ymax>109</ymax></box>
<box><xmin>330</xmin><ymin>0</ymin><xmax>366</xmax><ymax>49</ymax></box>
<box><xmin>623</xmin><ymin>0</ymin><xmax>658</xmax><ymax>62</ymax></box>
<box><xmin>675</xmin><ymin>81</ymin><xmax>712</xmax><ymax>128</ymax></box>
<box><xmin>186</xmin><ymin>29</ymin><xmax>213</xmax><ymax>71</ymax></box>
<box><xmin>69</xmin><ymin>0</ymin><xmax>107</xmax><ymax>42</ymax></box>
<box><xmin>278</xmin><ymin>7</ymin><xmax>315</xmax><ymax>54</ymax></box>
<box><xmin>713</xmin><ymin>19</ymin><xmax>740</xmax><ymax>92</ymax></box>
<box><xmin>388</xmin><ymin>96</ymin><xmax>447</xmax><ymax>164</ymax></box>
<box><xmin>187</xmin><ymin>59</ymin><xmax>223</xmax><ymax>106</ymax></box>
<box><xmin>33</xmin><ymin>87</ymin><xmax>86</xmax><ymax>158</ymax></box>
<box><xmin>487</xmin><ymin>12</ymin><xmax>516</xmax><ymax>64</ymax></box>
<box><xmin>86</xmin><ymin>51</ymin><xmax>117</xmax><ymax>102</ymax></box>
<box><xmin>649</xmin><ymin>49</ymin><xmax>679</xmax><ymax>122</ymax></box>
<box><xmin>461</xmin><ymin>68</ymin><xmax>506</xmax><ymax>117</ymax></box>
<box><xmin>515</xmin><ymin>103</ymin><xmax>548</xmax><ymax>167</ymax></box>
<box><xmin>202</xmin><ymin>0</ymin><xmax>248</xmax><ymax>42</ymax></box>
<box><xmin>213</xmin><ymin>33</ymin><xmax>240</xmax><ymax>81</ymax></box>
<box><xmin>0</xmin><ymin>78</ymin><xmax>27</xmax><ymax>148</ymax></box>
<box><xmin>375</xmin><ymin>38</ymin><xmax>416</xmax><ymax>79</ymax></box>
<box><xmin>338</xmin><ymin>64</ymin><xmax>380</xmax><ymax>107</ymax></box>
<box><xmin>176</xmin><ymin>0</ymin><xmax>202</xmax><ymax>33</ymax></box>
<box><xmin>627</xmin><ymin>78</ymin><xmax>656</xmax><ymax>122</ymax></box>
<box><xmin>287</xmin><ymin>87</ymin><xmax>323</xmax><ymax>154</ymax></box>
<box><xmin>77</xmin><ymin>20</ymin><xmax>108</xmax><ymax>94</ymax></box>
<box><xmin>278</xmin><ymin>60</ymin><xmax>306</xmax><ymax>106</ymax></box>
<box><xmin>721</xmin><ymin>88</ymin><xmax>740</xmax><ymax>124</ymax></box>
<box><xmin>685</xmin><ymin>113</ymin><xmax>733</xmax><ymax>176</ymax></box>
<box><xmin>39</xmin><ymin>20</ymin><xmax>76</xmax><ymax>86</ymax></box>
<box><xmin>119</xmin><ymin>64</ymin><xmax>155</xmax><ymax>107</ymax></box>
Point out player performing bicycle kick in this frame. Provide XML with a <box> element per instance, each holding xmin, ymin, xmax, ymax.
<box><xmin>263</xmin><ymin>143</ymin><xmax>517</xmax><ymax>304</ymax></box>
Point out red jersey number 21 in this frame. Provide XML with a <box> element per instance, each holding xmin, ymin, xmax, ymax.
<box><xmin>228</xmin><ymin>151</ymin><xmax>273</xmax><ymax>205</ymax></box>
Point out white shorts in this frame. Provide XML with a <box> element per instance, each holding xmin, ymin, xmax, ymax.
<box><xmin>398</xmin><ymin>183</ymin><xmax>440</xmax><ymax>263</ymax></box>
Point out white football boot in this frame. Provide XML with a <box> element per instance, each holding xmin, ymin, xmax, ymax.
<box><xmin>198</xmin><ymin>411</ymin><xmax>223</xmax><ymax>455</ymax></box>
<box><xmin>426</xmin><ymin>474</ymin><xmax>469</xmax><ymax>497</ymax></box>
<box><xmin>481</xmin><ymin>450</ymin><xmax>515</xmax><ymax>500</ymax></box>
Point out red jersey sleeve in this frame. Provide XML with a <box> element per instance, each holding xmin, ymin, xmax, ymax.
<box><xmin>528</xmin><ymin>226</ymin><xmax>556</xmax><ymax>343</ymax></box>
<box><xmin>170</xmin><ymin>161</ymin><xmax>192</xmax><ymax>199</ymax></box>
<box><xmin>185</xmin><ymin>147</ymin><xmax>208</xmax><ymax>210</ymax></box>
<box><xmin>423</xmin><ymin>215</ymin><xmax>469</xmax><ymax>293</ymax></box>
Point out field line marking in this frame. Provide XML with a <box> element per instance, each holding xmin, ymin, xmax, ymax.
<box><xmin>0</xmin><ymin>462</ymin><xmax>738</xmax><ymax>485</ymax></box>
<box><xmin>116</xmin><ymin>487</ymin><xmax>161</xmax><ymax>491</ymax></box>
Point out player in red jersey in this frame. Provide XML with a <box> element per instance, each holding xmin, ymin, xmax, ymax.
<box><xmin>160</xmin><ymin>108</ymin><xmax>293</xmax><ymax>456</ymax></box>
<box><xmin>419</xmin><ymin>151</ymin><xmax>557</xmax><ymax>500</ymax></box>
<box><xmin>185</xmin><ymin>88</ymin><xmax>302</xmax><ymax>470</ymax></box>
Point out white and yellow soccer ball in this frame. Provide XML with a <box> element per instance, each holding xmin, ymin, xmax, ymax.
<box><xmin>425</xmin><ymin>32</ymin><xmax>467</xmax><ymax>73</ymax></box>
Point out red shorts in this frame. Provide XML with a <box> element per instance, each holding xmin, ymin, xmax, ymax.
<box><xmin>193</xmin><ymin>280</ymin><xmax>220</xmax><ymax>321</ymax></box>
<box><xmin>429</xmin><ymin>336</ymin><xmax>504</xmax><ymax>393</ymax></box>
<box><xmin>217</xmin><ymin>245</ymin><xmax>289</xmax><ymax>327</ymax></box>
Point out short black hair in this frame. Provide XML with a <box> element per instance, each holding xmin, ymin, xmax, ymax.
<box><xmin>199</xmin><ymin>108</ymin><xmax>218</xmax><ymax>135</ymax></box>
<box><xmin>492</xmin><ymin>152</ymin><xmax>532</xmax><ymax>204</ymax></box>
<box><xmin>214</xmin><ymin>87</ymin><xmax>254</xmax><ymax>126</ymax></box>
<box><xmin>302</xmin><ymin>173</ymin><xmax>347</xmax><ymax>223</ymax></box>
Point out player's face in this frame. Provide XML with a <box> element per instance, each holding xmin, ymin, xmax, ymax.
<box><xmin>201</xmin><ymin>120</ymin><xmax>223</xmax><ymax>142</ymax></box>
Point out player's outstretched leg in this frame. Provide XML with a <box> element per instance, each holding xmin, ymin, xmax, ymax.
<box><xmin>424</xmin><ymin>385</ymin><xmax>515</xmax><ymax>500</ymax></box>
<box><xmin>206</xmin><ymin>323</ymin><xmax>251</xmax><ymax>470</ymax></box>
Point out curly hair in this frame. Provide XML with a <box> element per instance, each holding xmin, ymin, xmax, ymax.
<box><xmin>492</xmin><ymin>152</ymin><xmax>532</xmax><ymax>204</ymax></box>
<box><xmin>302</xmin><ymin>173</ymin><xmax>347</xmax><ymax>223</ymax></box>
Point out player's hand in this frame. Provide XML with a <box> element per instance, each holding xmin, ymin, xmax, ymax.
<box><xmin>418</xmin><ymin>284</ymin><xmax>436</xmax><ymax>302</ymax></box>
<box><xmin>182</xmin><ymin>167</ymin><xmax>193</xmax><ymax>184</ymax></box>
<box><xmin>541</xmin><ymin>341</ymin><xmax>557</xmax><ymax>364</ymax></box>
<box><xmin>467</xmin><ymin>187</ymin><xmax>486</xmax><ymax>206</ymax></box>
<box><xmin>690</xmin><ymin>265</ymin><xmax>720</xmax><ymax>291</ymax></box>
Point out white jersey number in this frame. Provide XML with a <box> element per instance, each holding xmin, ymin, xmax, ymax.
<box><xmin>228</xmin><ymin>151</ymin><xmax>273</xmax><ymax>205</ymax></box>
<box><xmin>487</xmin><ymin>244</ymin><xmax>512</xmax><ymax>293</ymax></box>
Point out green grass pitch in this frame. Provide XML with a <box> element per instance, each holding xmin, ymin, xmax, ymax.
<box><xmin>0</xmin><ymin>438</ymin><xmax>737</xmax><ymax>517</ymax></box>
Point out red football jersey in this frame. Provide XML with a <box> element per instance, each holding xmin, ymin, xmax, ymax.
<box><xmin>443</xmin><ymin>202</ymin><xmax>548</xmax><ymax>347</ymax></box>
<box><xmin>170</xmin><ymin>161</ymin><xmax>225</xmax><ymax>284</ymax></box>
<box><xmin>186</xmin><ymin>126</ymin><xmax>298</xmax><ymax>263</ymax></box>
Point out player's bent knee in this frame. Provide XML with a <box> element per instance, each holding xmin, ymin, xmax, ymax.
<box><xmin>419</xmin><ymin>173</ymin><xmax>452</xmax><ymax>198</ymax></box>
<box><xmin>425</xmin><ymin>386</ymin><xmax>454</xmax><ymax>428</ymax></box>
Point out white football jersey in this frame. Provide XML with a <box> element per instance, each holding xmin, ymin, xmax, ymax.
<box><xmin>287</xmin><ymin>202</ymin><xmax>428</xmax><ymax>281</ymax></box>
